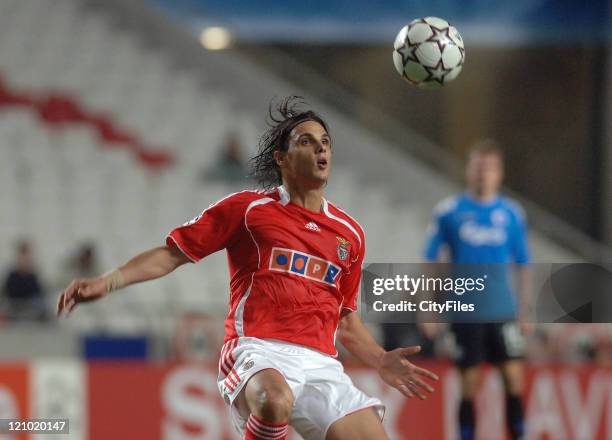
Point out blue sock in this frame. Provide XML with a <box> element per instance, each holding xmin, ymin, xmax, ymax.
<box><xmin>459</xmin><ymin>399</ymin><xmax>475</xmax><ymax>440</ymax></box>
<box><xmin>506</xmin><ymin>394</ymin><xmax>525</xmax><ymax>440</ymax></box>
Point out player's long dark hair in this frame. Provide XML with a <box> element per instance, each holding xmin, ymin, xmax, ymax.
<box><xmin>249</xmin><ymin>96</ymin><xmax>330</xmax><ymax>189</ymax></box>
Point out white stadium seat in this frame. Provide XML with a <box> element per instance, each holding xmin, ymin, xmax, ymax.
<box><xmin>0</xmin><ymin>0</ymin><xmax>580</xmax><ymax>334</ymax></box>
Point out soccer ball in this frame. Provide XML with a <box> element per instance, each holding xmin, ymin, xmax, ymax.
<box><xmin>393</xmin><ymin>17</ymin><xmax>465</xmax><ymax>89</ymax></box>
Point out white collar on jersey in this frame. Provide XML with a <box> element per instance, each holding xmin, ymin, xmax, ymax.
<box><xmin>277</xmin><ymin>185</ymin><xmax>290</xmax><ymax>205</ymax></box>
<box><xmin>277</xmin><ymin>185</ymin><xmax>326</xmax><ymax>211</ymax></box>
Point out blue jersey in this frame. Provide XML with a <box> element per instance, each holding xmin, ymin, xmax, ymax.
<box><xmin>423</xmin><ymin>193</ymin><xmax>530</xmax><ymax>320</ymax></box>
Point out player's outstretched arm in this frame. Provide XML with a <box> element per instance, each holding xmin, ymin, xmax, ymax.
<box><xmin>56</xmin><ymin>245</ymin><xmax>191</xmax><ymax>317</ymax></box>
<box><xmin>337</xmin><ymin>311</ymin><xmax>438</xmax><ymax>400</ymax></box>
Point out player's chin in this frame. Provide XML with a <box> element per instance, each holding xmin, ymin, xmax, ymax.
<box><xmin>313</xmin><ymin>169</ymin><xmax>330</xmax><ymax>184</ymax></box>
<box><xmin>302</xmin><ymin>173</ymin><xmax>328</xmax><ymax>190</ymax></box>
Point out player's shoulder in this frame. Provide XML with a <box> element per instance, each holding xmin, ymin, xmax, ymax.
<box><xmin>499</xmin><ymin>196</ymin><xmax>527</xmax><ymax>221</ymax></box>
<box><xmin>433</xmin><ymin>195</ymin><xmax>461</xmax><ymax>217</ymax></box>
<box><xmin>209</xmin><ymin>188</ymin><xmax>277</xmax><ymax>210</ymax></box>
<box><xmin>324</xmin><ymin>199</ymin><xmax>365</xmax><ymax>244</ymax></box>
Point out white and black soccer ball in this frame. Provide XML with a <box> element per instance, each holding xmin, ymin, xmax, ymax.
<box><xmin>393</xmin><ymin>17</ymin><xmax>465</xmax><ymax>89</ymax></box>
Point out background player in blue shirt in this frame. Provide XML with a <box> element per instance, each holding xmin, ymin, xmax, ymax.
<box><xmin>422</xmin><ymin>141</ymin><xmax>532</xmax><ymax>440</ymax></box>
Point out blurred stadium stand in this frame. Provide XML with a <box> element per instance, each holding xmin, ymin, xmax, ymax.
<box><xmin>0</xmin><ymin>0</ymin><xmax>608</xmax><ymax>342</ymax></box>
<box><xmin>0</xmin><ymin>1</ymin><xmax>610</xmax><ymax>439</ymax></box>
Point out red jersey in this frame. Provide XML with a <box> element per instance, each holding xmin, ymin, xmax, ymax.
<box><xmin>166</xmin><ymin>185</ymin><xmax>365</xmax><ymax>356</ymax></box>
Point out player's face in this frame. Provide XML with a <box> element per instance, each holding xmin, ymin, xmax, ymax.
<box><xmin>278</xmin><ymin>120</ymin><xmax>332</xmax><ymax>188</ymax></box>
<box><xmin>466</xmin><ymin>152</ymin><xmax>503</xmax><ymax>196</ymax></box>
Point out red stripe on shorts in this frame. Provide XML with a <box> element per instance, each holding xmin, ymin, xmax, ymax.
<box><xmin>224</xmin><ymin>378</ymin><xmax>235</xmax><ymax>392</ymax></box>
<box><xmin>219</xmin><ymin>338</ymin><xmax>237</xmax><ymax>375</ymax></box>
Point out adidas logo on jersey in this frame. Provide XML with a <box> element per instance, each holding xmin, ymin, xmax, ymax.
<box><xmin>305</xmin><ymin>222</ymin><xmax>321</xmax><ymax>232</ymax></box>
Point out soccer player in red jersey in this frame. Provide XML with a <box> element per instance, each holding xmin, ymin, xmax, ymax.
<box><xmin>57</xmin><ymin>97</ymin><xmax>438</xmax><ymax>440</ymax></box>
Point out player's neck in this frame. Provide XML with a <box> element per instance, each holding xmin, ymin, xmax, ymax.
<box><xmin>467</xmin><ymin>189</ymin><xmax>498</xmax><ymax>204</ymax></box>
<box><xmin>282</xmin><ymin>182</ymin><xmax>324</xmax><ymax>213</ymax></box>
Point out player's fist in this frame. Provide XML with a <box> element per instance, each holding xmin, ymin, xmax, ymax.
<box><xmin>56</xmin><ymin>277</ymin><xmax>107</xmax><ymax>317</ymax></box>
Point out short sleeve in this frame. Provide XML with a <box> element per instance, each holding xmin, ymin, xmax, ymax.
<box><xmin>423</xmin><ymin>213</ymin><xmax>446</xmax><ymax>262</ymax></box>
<box><xmin>423</xmin><ymin>197</ymin><xmax>454</xmax><ymax>262</ymax></box>
<box><xmin>340</xmin><ymin>233</ymin><xmax>366</xmax><ymax>312</ymax></box>
<box><xmin>510</xmin><ymin>204</ymin><xmax>530</xmax><ymax>265</ymax></box>
<box><xmin>166</xmin><ymin>192</ymin><xmax>251</xmax><ymax>262</ymax></box>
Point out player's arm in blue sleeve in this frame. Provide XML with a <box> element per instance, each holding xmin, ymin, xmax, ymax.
<box><xmin>423</xmin><ymin>211</ymin><xmax>446</xmax><ymax>262</ymax></box>
<box><xmin>421</xmin><ymin>205</ymin><xmax>449</xmax><ymax>337</ymax></box>
<box><xmin>424</xmin><ymin>197</ymin><xmax>456</xmax><ymax>262</ymax></box>
<box><xmin>510</xmin><ymin>202</ymin><xmax>533</xmax><ymax>327</ymax></box>
<box><xmin>511</xmin><ymin>204</ymin><xmax>530</xmax><ymax>265</ymax></box>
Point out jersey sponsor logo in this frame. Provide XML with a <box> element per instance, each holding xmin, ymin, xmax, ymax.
<box><xmin>459</xmin><ymin>221</ymin><xmax>507</xmax><ymax>246</ymax></box>
<box><xmin>491</xmin><ymin>209</ymin><xmax>509</xmax><ymax>226</ymax></box>
<box><xmin>305</xmin><ymin>222</ymin><xmax>321</xmax><ymax>232</ymax></box>
<box><xmin>270</xmin><ymin>249</ymin><xmax>292</xmax><ymax>270</ymax></box>
<box><xmin>291</xmin><ymin>253</ymin><xmax>308</xmax><ymax>274</ymax></box>
<box><xmin>270</xmin><ymin>247</ymin><xmax>342</xmax><ymax>286</ymax></box>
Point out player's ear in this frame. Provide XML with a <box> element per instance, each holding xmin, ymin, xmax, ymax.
<box><xmin>273</xmin><ymin>149</ymin><xmax>285</xmax><ymax>167</ymax></box>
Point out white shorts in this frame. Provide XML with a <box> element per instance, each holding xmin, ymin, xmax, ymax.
<box><xmin>217</xmin><ymin>337</ymin><xmax>385</xmax><ymax>440</ymax></box>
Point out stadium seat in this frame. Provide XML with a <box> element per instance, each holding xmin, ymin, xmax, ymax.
<box><xmin>0</xmin><ymin>0</ymin><xmax>581</xmax><ymax>333</ymax></box>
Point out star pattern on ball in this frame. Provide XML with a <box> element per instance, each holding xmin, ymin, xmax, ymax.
<box><xmin>402</xmin><ymin>74</ymin><xmax>420</xmax><ymax>86</ymax></box>
<box><xmin>427</xmin><ymin>26</ymin><xmax>452</xmax><ymax>52</ymax></box>
<box><xmin>395</xmin><ymin>18</ymin><xmax>464</xmax><ymax>87</ymax></box>
<box><xmin>458</xmin><ymin>46</ymin><xmax>466</xmax><ymax>62</ymax></box>
<box><xmin>396</xmin><ymin>43</ymin><xmax>418</xmax><ymax>65</ymax></box>
<box><xmin>424</xmin><ymin>60</ymin><xmax>452</xmax><ymax>85</ymax></box>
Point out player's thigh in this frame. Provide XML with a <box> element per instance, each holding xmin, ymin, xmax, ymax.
<box><xmin>453</xmin><ymin>323</ymin><xmax>485</xmax><ymax>398</ymax></box>
<box><xmin>488</xmin><ymin>322</ymin><xmax>525</xmax><ymax>363</ymax></box>
<box><xmin>234</xmin><ymin>368</ymin><xmax>294</xmax><ymax>418</ymax></box>
<box><xmin>326</xmin><ymin>407</ymin><xmax>388</xmax><ymax>440</ymax></box>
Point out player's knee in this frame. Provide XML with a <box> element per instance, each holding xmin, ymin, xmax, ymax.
<box><xmin>251</xmin><ymin>386</ymin><xmax>294</xmax><ymax>422</ymax></box>
<box><xmin>462</xmin><ymin>384</ymin><xmax>478</xmax><ymax>400</ymax></box>
<box><xmin>460</xmin><ymin>368</ymin><xmax>480</xmax><ymax>399</ymax></box>
<box><xmin>502</xmin><ymin>372</ymin><xmax>522</xmax><ymax>394</ymax></box>
<box><xmin>502</xmin><ymin>365</ymin><xmax>524</xmax><ymax>395</ymax></box>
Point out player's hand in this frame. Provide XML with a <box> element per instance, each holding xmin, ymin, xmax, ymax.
<box><xmin>518</xmin><ymin>310</ymin><xmax>534</xmax><ymax>335</ymax></box>
<box><xmin>378</xmin><ymin>346</ymin><xmax>439</xmax><ymax>400</ymax></box>
<box><xmin>519</xmin><ymin>321</ymin><xmax>534</xmax><ymax>335</ymax></box>
<box><xmin>56</xmin><ymin>277</ymin><xmax>107</xmax><ymax>317</ymax></box>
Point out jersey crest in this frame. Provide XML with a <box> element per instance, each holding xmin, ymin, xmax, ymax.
<box><xmin>336</xmin><ymin>236</ymin><xmax>350</xmax><ymax>261</ymax></box>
